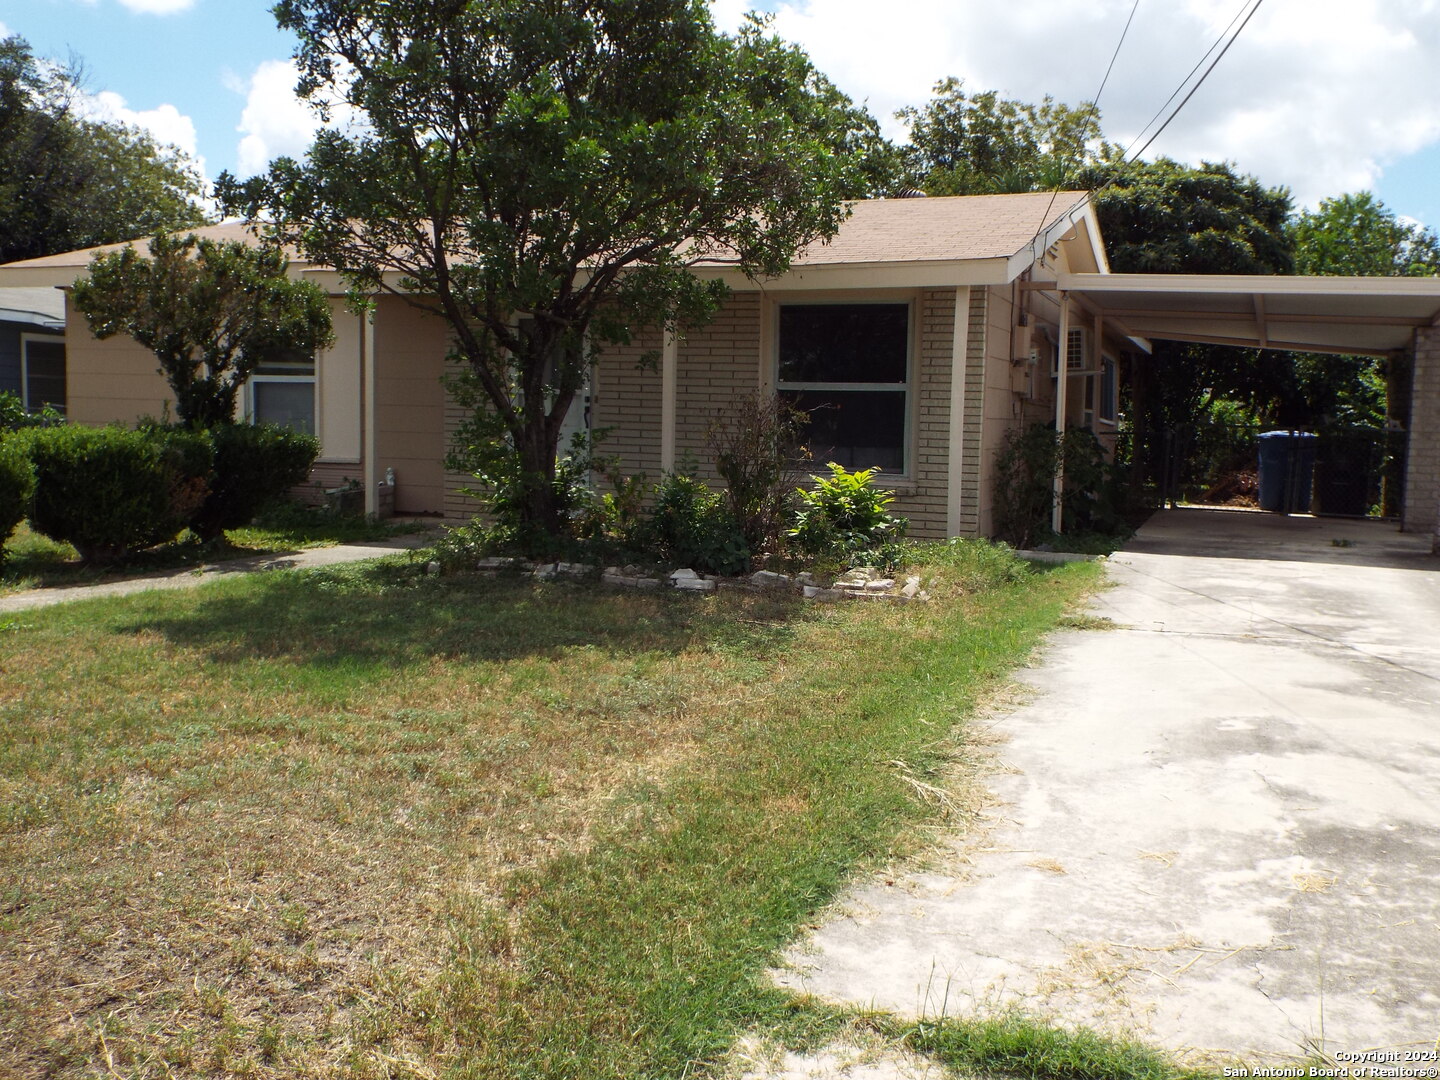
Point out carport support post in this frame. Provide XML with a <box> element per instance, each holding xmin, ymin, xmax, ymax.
<box><xmin>1053</xmin><ymin>292</ymin><xmax>1071</xmax><ymax>535</ymax></box>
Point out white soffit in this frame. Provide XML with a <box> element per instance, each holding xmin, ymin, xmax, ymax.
<box><xmin>1058</xmin><ymin>272</ymin><xmax>1440</xmax><ymax>357</ymax></box>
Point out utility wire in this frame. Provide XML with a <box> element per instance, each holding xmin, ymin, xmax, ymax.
<box><xmin>1028</xmin><ymin>0</ymin><xmax>1143</xmax><ymax>250</ymax></box>
<box><xmin>1125</xmin><ymin>0</ymin><xmax>1266</xmax><ymax>163</ymax></box>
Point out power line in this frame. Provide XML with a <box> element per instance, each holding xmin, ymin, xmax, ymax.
<box><xmin>1124</xmin><ymin>0</ymin><xmax>1266</xmax><ymax>162</ymax></box>
<box><xmin>1094</xmin><ymin>0</ymin><xmax>1142</xmax><ymax>112</ymax></box>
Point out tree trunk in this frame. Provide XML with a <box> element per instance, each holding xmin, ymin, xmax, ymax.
<box><xmin>515</xmin><ymin>416</ymin><xmax>563</xmax><ymax>542</ymax></box>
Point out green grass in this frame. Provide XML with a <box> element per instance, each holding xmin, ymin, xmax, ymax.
<box><xmin>0</xmin><ymin>538</ymin><xmax>1210</xmax><ymax>1079</ymax></box>
<box><xmin>0</xmin><ymin>505</ymin><xmax>427</xmax><ymax>594</ymax></box>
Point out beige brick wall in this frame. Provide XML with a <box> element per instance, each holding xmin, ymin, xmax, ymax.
<box><xmin>592</xmin><ymin>326</ymin><xmax>665</xmax><ymax>484</ymax></box>
<box><xmin>1403</xmin><ymin>327</ymin><xmax>1440</xmax><ymax>536</ymax></box>
<box><xmin>674</xmin><ymin>292</ymin><xmax>764</xmax><ymax>481</ymax></box>
<box><xmin>906</xmin><ymin>289</ymin><xmax>961</xmax><ymax>538</ymax></box>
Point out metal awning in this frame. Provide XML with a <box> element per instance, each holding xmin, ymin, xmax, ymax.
<box><xmin>1058</xmin><ymin>272</ymin><xmax>1440</xmax><ymax>357</ymax></box>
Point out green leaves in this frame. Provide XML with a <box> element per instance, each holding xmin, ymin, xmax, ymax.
<box><xmin>220</xmin><ymin>0</ymin><xmax>891</xmax><ymax>536</ymax></box>
<box><xmin>71</xmin><ymin>234</ymin><xmax>335</xmax><ymax>429</ymax></box>
<box><xmin>0</xmin><ymin>35</ymin><xmax>208</xmax><ymax>263</ymax></box>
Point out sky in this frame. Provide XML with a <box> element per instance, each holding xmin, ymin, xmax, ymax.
<box><xmin>3</xmin><ymin>0</ymin><xmax>1439</xmax><ymax>229</ymax></box>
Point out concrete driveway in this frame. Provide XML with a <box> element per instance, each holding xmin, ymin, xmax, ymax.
<box><xmin>776</xmin><ymin>508</ymin><xmax>1440</xmax><ymax>1065</ymax></box>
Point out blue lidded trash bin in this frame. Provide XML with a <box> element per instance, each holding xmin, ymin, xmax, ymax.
<box><xmin>1257</xmin><ymin>430</ymin><xmax>1317</xmax><ymax>513</ymax></box>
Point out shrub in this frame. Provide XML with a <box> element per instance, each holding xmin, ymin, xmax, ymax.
<box><xmin>705</xmin><ymin>392</ymin><xmax>809</xmax><ymax>556</ymax></box>
<box><xmin>991</xmin><ymin>423</ymin><xmax>1058</xmax><ymax>549</ymax></box>
<box><xmin>189</xmin><ymin>423</ymin><xmax>320</xmax><ymax>540</ymax></box>
<box><xmin>0</xmin><ymin>436</ymin><xmax>36</xmax><ymax>566</ymax></box>
<box><xmin>0</xmin><ymin>390</ymin><xmax>63</xmax><ymax>432</ymax></box>
<box><xmin>20</xmin><ymin>425</ymin><xmax>212</xmax><ymax>564</ymax></box>
<box><xmin>641</xmin><ymin>472</ymin><xmax>750</xmax><ymax>576</ymax></box>
<box><xmin>789</xmin><ymin>462</ymin><xmax>908</xmax><ymax>570</ymax></box>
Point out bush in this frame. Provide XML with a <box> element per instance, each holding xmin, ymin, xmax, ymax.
<box><xmin>705</xmin><ymin>392</ymin><xmax>809</xmax><ymax>556</ymax></box>
<box><xmin>19</xmin><ymin>425</ymin><xmax>212</xmax><ymax>564</ymax></box>
<box><xmin>0</xmin><ymin>436</ymin><xmax>36</xmax><ymax>566</ymax></box>
<box><xmin>789</xmin><ymin>463</ymin><xmax>908</xmax><ymax>571</ymax></box>
<box><xmin>1</xmin><ymin>390</ymin><xmax>63</xmax><ymax>432</ymax></box>
<box><xmin>189</xmin><ymin>423</ymin><xmax>320</xmax><ymax>540</ymax></box>
<box><xmin>991</xmin><ymin>423</ymin><xmax>1058</xmax><ymax>549</ymax></box>
<box><xmin>641</xmin><ymin>472</ymin><xmax>750</xmax><ymax>576</ymax></box>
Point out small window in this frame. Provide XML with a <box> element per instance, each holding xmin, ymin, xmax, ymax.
<box><xmin>22</xmin><ymin>335</ymin><xmax>66</xmax><ymax>415</ymax></box>
<box><xmin>247</xmin><ymin>349</ymin><xmax>315</xmax><ymax>434</ymax></box>
<box><xmin>776</xmin><ymin>303</ymin><xmax>909</xmax><ymax>474</ymax></box>
<box><xmin>1099</xmin><ymin>356</ymin><xmax>1118</xmax><ymax>424</ymax></box>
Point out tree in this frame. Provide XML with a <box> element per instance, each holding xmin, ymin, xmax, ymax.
<box><xmin>1288</xmin><ymin>192</ymin><xmax>1440</xmax><ymax>433</ymax></box>
<box><xmin>897</xmin><ymin>78</ymin><xmax>1114</xmax><ymax>195</ymax></box>
<box><xmin>0</xmin><ymin>36</ymin><xmax>208</xmax><ymax>263</ymax></box>
<box><xmin>219</xmin><ymin>0</ymin><xmax>884</xmax><ymax>539</ymax></box>
<box><xmin>1292</xmin><ymin>192</ymin><xmax>1440</xmax><ymax>278</ymax></box>
<box><xmin>71</xmin><ymin>233</ymin><xmax>335</xmax><ymax>428</ymax></box>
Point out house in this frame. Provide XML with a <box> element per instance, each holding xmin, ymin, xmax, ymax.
<box><xmin>2</xmin><ymin>192</ymin><xmax>1439</xmax><ymax>540</ymax></box>
<box><xmin>0</xmin><ymin>287</ymin><xmax>66</xmax><ymax>415</ymax></box>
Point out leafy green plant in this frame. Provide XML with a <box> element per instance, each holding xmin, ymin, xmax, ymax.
<box><xmin>0</xmin><ymin>436</ymin><xmax>36</xmax><ymax>567</ymax></box>
<box><xmin>1</xmin><ymin>390</ymin><xmax>64</xmax><ymax>432</ymax></box>
<box><xmin>706</xmin><ymin>392</ymin><xmax>810</xmax><ymax>556</ymax></box>
<box><xmin>789</xmin><ymin>463</ymin><xmax>908</xmax><ymax>570</ymax></box>
<box><xmin>17</xmin><ymin>424</ymin><xmax>212</xmax><ymax>564</ymax></box>
<box><xmin>188</xmin><ymin>423</ymin><xmax>320</xmax><ymax>541</ymax></box>
<box><xmin>641</xmin><ymin>472</ymin><xmax>750</xmax><ymax>576</ymax></box>
<box><xmin>992</xmin><ymin>424</ymin><xmax>1129</xmax><ymax>548</ymax></box>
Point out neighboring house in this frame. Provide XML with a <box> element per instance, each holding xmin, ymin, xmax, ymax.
<box><xmin>2</xmin><ymin>193</ymin><xmax>1439</xmax><ymax>539</ymax></box>
<box><xmin>0</xmin><ymin>287</ymin><xmax>66</xmax><ymax>414</ymax></box>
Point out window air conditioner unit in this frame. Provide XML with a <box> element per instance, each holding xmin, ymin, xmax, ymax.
<box><xmin>1053</xmin><ymin>327</ymin><xmax>1096</xmax><ymax>375</ymax></box>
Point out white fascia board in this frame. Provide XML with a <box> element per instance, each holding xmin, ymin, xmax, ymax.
<box><xmin>696</xmin><ymin>259</ymin><xmax>1013</xmax><ymax>291</ymax></box>
<box><xmin>1059</xmin><ymin>272</ymin><xmax>1440</xmax><ymax>298</ymax></box>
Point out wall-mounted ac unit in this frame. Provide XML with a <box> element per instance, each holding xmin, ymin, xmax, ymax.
<box><xmin>1053</xmin><ymin>327</ymin><xmax>1098</xmax><ymax>375</ymax></box>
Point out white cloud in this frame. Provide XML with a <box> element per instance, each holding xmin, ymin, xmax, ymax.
<box><xmin>83</xmin><ymin>90</ymin><xmax>200</xmax><ymax>160</ymax></box>
<box><xmin>235</xmin><ymin>59</ymin><xmax>322</xmax><ymax>176</ymax></box>
<box><xmin>116</xmin><ymin>0</ymin><xmax>196</xmax><ymax>13</ymax></box>
<box><xmin>712</xmin><ymin>0</ymin><xmax>1440</xmax><ymax>209</ymax></box>
<box><xmin>232</xmin><ymin>58</ymin><xmax>364</xmax><ymax>177</ymax></box>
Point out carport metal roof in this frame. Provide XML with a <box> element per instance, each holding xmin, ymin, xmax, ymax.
<box><xmin>1057</xmin><ymin>272</ymin><xmax>1440</xmax><ymax>356</ymax></box>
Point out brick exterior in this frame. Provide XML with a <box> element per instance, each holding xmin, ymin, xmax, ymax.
<box><xmin>1403</xmin><ymin>327</ymin><xmax>1440</xmax><ymax>537</ymax></box>
<box><xmin>591</xmin><ymin>326</ymin><xmax>665</xmax><ymax>483</ymax></box>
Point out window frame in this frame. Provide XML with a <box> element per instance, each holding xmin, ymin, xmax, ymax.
<box><xmin>1098</xmin><ymin>354</ymin><xmax>1118</xmax><ymax>425</ymax></box>
<box><xmin>773</xmin><ymin>297</ymin><xmax>915</xmax><ymax>479</ymax></box>
<box><xmin>245</xmin><ymin>353</ymin><xmax>317</xmax><ymax>434</ymax></box>
<box><xmin>20</xmin><ymin>332</ymin><xmax>66</xmax><ymax>415</ymax></box>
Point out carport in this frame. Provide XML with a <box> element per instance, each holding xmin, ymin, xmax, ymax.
<box><xmin>1054</xmin><ymin>272</ymin><xmax>1440</xmax><ymax>541</ymax></box>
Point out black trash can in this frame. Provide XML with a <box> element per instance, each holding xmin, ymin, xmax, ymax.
<box><xmin>1257</xmin><ymin>430</ymin><xmax>1317</xmax><ymax>513</ymax></box>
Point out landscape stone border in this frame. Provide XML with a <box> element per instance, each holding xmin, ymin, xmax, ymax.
<box><xmin>466</xmin><ymin>557</ymin><xmax>930</xmax><ymax>602</ymax></box>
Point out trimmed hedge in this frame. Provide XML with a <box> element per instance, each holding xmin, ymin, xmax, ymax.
<box><xmin>190</xmin><ymin>423</ymin><xmax>320</xmax><ymax>540</ymax></box>
<box><xmin>19</xmin><ymin>425</ymin><xmax>212</xmax><ymax>564</ymax></box>
<box><xmin>0</xmin><ymin>436</ymin><xmax>36</xmax><ymax>567</ymax></box>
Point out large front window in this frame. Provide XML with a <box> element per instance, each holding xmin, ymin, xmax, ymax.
<box><xmin>776</xmin><ymin>303</ymin><xmax>909</xmax><ymax>474</ymax></box>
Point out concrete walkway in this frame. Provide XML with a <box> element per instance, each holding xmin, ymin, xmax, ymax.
<box><xmin>773</xmin><ymin>508</ymin><xmax>1440</xmax><ymax>1067</ymax></box>
<box><xmin>0</xmin><ymin>530</ymin><xmax>439</xmax><ymax>613</ymax></box>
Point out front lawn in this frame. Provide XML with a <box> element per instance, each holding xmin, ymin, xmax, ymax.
<box><xmin>1</xmin><ymin>542</ymin><xmax>1114</xmax><ymax>1078</ymax></box>
<box><xmin>1</xmin><ymin>509</ymin><xmax>428</xmax><ymax>595</ymax></box>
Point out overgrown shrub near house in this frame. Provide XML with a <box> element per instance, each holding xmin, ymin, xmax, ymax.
<box><xmin>789</xmin><ymin>463</ymin><xmax>908</xmax><ymax>571</ymax></box>
<box><xmin>19</xmin><ymin>425</ymin><xmax>212</xmax><ymax>564</ymax></box>
<box><xmin>0</xmin><ymin>390</ymin><xmax>63</xmax><ymax>432</ymax></box>
<box><xmin>991</xmin><ymin>423</ymin><xmax>1058</xmax><ymax>549</ymax></box>
<box><xmin>992</xmin><ymin>423</ymin><xmax>1129</xmax><ymax>548</ymax></box>
<box><xmin>640</xmin><ymin>472</ymin><xmax>750</xmax><ymax>576</ymax></box>
<box><xmin>0</xmin><ymin>436</ymin><xmax>35</xmax><ymax>566</ymax></box>
<box><xmin>706</xmin><ymin>392</ymin><xmax>809</xmax><ymax>556</ymax></box>
<box><xmin>189</xmin><ymin>422</ymin><xmax>320</xmax><ymax>540</ymax></box>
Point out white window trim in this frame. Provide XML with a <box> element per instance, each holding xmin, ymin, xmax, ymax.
<box><xmin>245</xmin><ymin>370</ymin><xmax>317</xmax><ymax>433</ymax></box>
<box><xmin>1098</xmin><ymin>354</ymin><xmax>1119</xmax><ymax>426</ymax></box>
<box><xmin>20</xmin><ymin>332</ymin><xmax>66</xmax><ymax>413</ymax></box>
<box><xmin>773</xmin><ymin>297</ymin><xmax>916</xmax><ymax>480</ymax></box>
